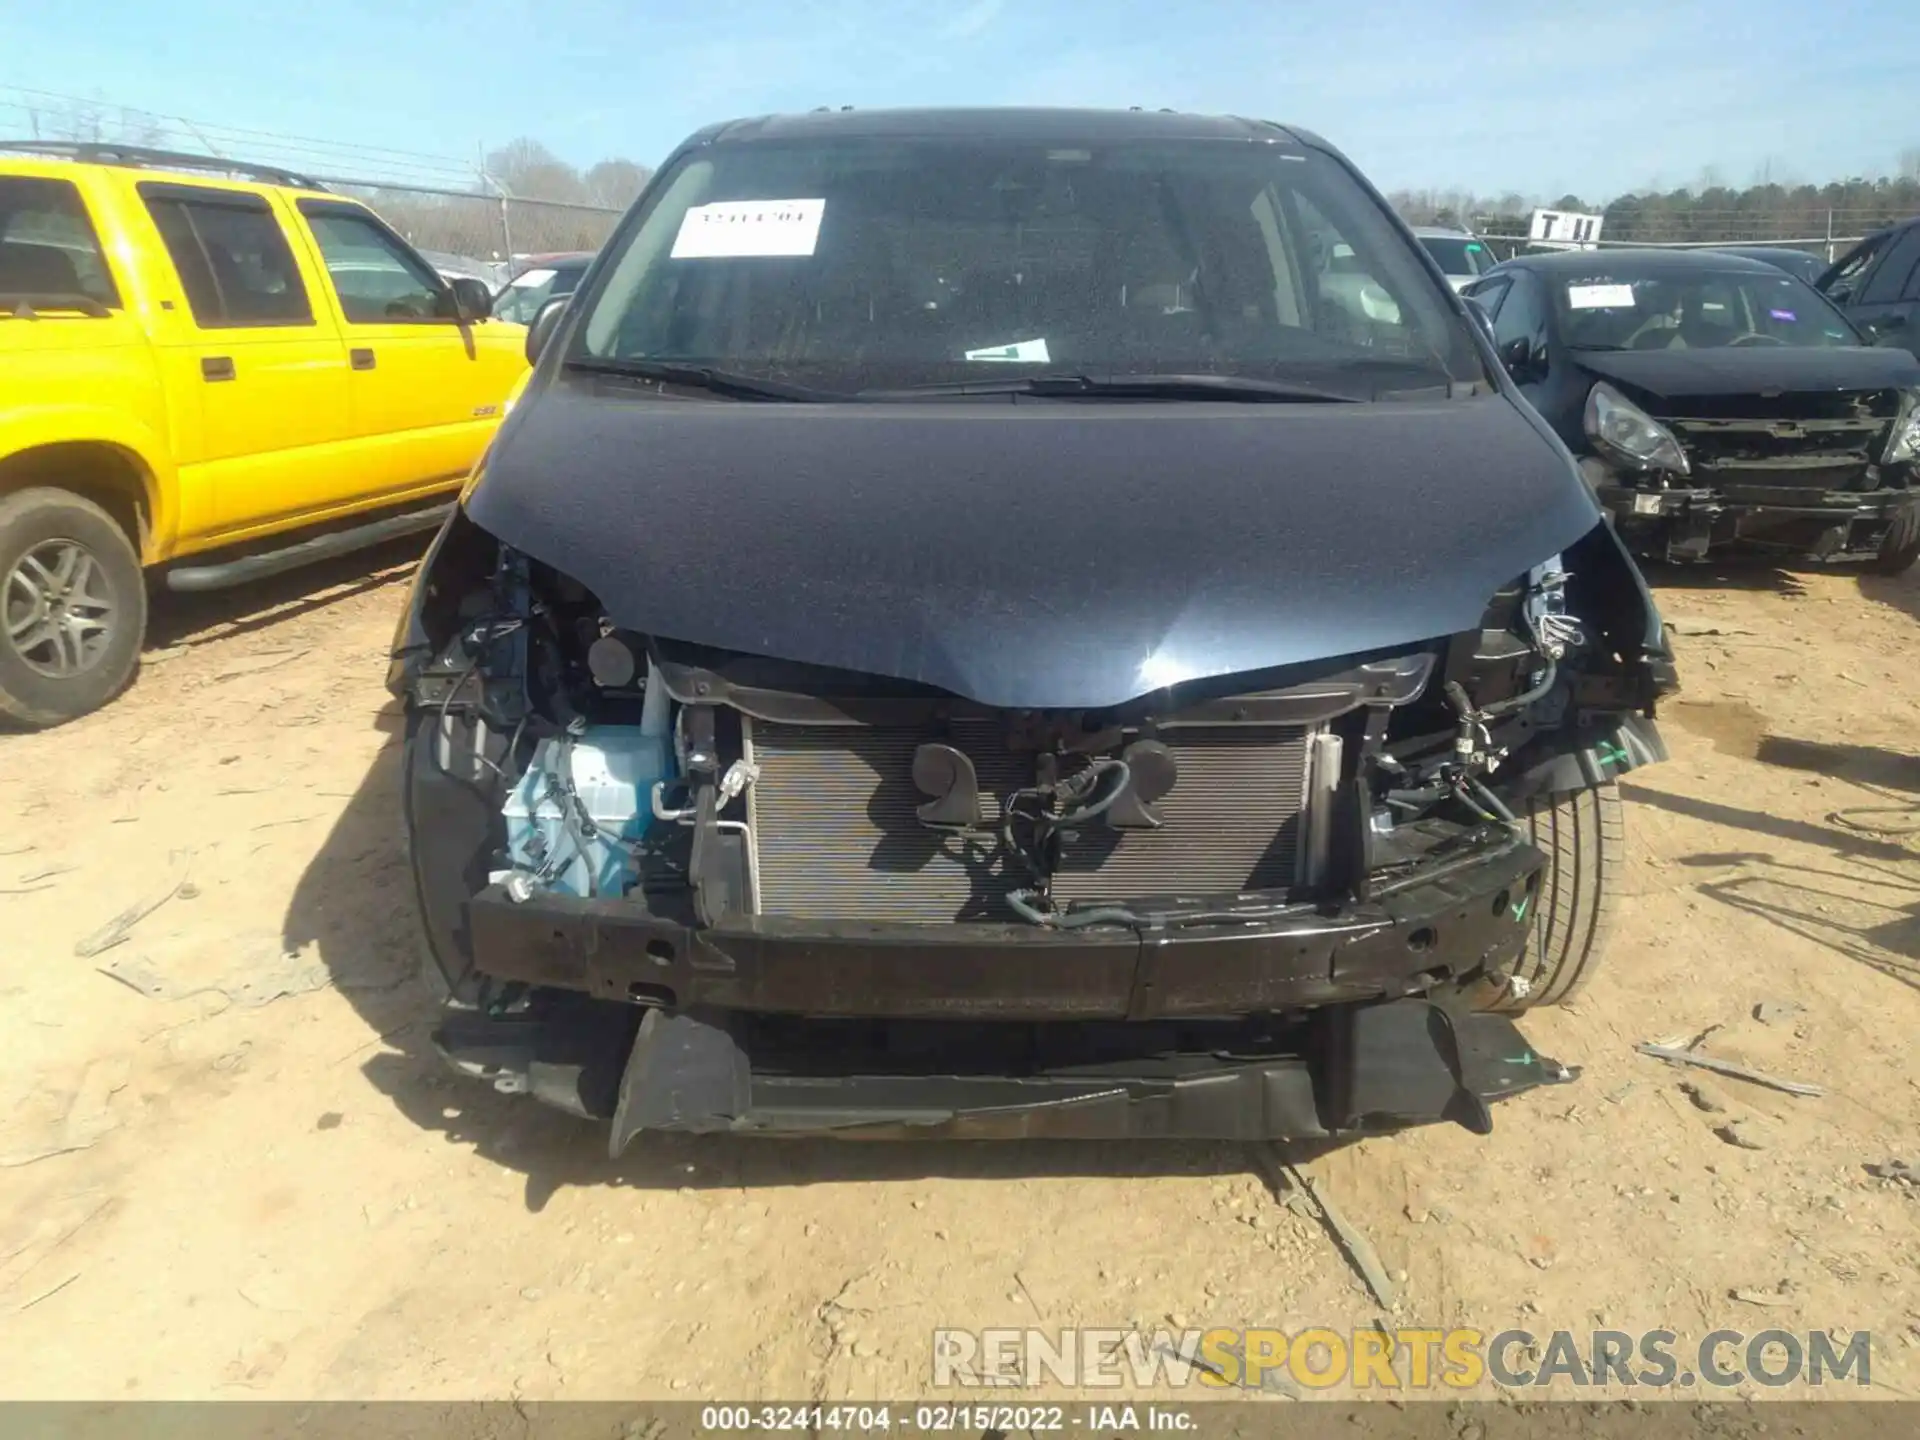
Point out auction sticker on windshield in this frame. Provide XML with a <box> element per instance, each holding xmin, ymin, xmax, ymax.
<box><xmin>671</xmin><ymin>198</ymin><xmax>826</xmax><ymax>259</ymax></box>
<box><xmin>965</xmin><ymin>338</ymin><xmax>1051</xmax><ymax>363</ymax></box>
<box><xmin>1567</xmin><ymin>283</ymin><xmax>1638</xmax><ymax>309</ymax></box>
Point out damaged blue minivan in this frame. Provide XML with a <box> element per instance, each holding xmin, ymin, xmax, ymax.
<box><xmin>388</xmin><ymin>108</ymin><xmax>1677</xmax><ymax>1152</ymax></box>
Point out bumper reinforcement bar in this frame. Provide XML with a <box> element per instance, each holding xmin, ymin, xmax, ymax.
<box><xmin>463</xmin><ymin>829</ymin><xmax>1547</xmax><ymax>1020</ymax></box>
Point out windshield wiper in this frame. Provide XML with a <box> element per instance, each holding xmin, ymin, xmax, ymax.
<box><xmin>860</xmin><ymin>372</ymin><xmax>1362</xmax><ymax>402</ymax></box>
<box><xmin>566</xmin><ymin>356</ymin><xmax>827</xmax><ymax>402</ymax></box>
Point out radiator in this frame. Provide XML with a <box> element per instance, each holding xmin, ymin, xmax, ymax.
<box><xmin>743</xmin><ymin>717</ymin><xmax>1316</xmax><ymax>923</ymax></box>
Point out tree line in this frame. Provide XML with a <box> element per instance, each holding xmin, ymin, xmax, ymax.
<box><xmin>336</xmin><ymin>139</ymin><xmax>655</xmax><ymax>259</ymax></box>
<box><xmin>1388</xmin><ymin>151</ymin><xmax>1920</xmax><ymax>253</ymax></box>
<box><xmin>483</xmin><ymin>138</ymin><xmax>651</xmax><ymax>209</ymax></box>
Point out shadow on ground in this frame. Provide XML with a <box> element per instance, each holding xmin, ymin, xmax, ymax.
<box><xmin>1754</xmin><ymin>735</ymin><xmax>1920</xmax><ymax>794</ymax></box>
<box><xmin>1640</xmin><ymin>560</ymin><xmax>1808</xmax><ymax>596</ymax></box>
<box><xmin>1856</xmin><ymin>568</ymin><xmax>1920</xmax><ymax>627</ymax></box>
<box><xmin>1622</xmin><ymin>779</ymin><xmax>1915</xmax><ymax>866</ymax></box>
<box><xmin>1622</xmin><ymin>780</ymin><xmax>1920</xmax><ymax>994</ymax></box>
<box><xmin>1664</xmin><ymin>694</ymin><xmax>1920</xmax><ymax>794</ymax></box>
<box><xmin>1692</xmin><ymin>862</ymin><xmax>1920</xmax><ymax>994</ymax></box>
<box><xmin>146</xmin><ymin>533</ymin><xmax>430</xmax><ymax>651</ymax></box>
<box><xmin>287</xmin><ymin>715</ymin><xmax>1347</xmax><ymax>1208</ymax></box>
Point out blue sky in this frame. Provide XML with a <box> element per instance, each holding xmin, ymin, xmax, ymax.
<box><xmin>5</xmin><ymin>0</ymin><xmax>1916</xmax><ymax>200</ymax></box>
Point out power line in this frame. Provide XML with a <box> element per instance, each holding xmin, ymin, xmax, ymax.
<box><xmin>0</xmin><ymin>85</ymin><xmax>471</xmax><ymax>167</ymax></box>
<box><xmin>0</xmin><ymin>85</ymin><xmax>479</xmax><ymax>186</ymax></box>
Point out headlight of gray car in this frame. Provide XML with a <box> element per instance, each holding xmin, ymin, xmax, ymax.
<box><xmin>1584</xmin><ymin>381</ymin><xmax>1690</xmax><ymax>476</ymax></box>
<box><xmin>1883</xmin><ymin>389</ymin><xmax>1920</xmax><ymax>466</ymax></box>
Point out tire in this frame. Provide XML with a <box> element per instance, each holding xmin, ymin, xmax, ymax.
<box><xmin>1869</xmin><ymin>502</ymin><xmax>1920</xmax><ymax>575</ymax></box>
<box><xmin>0</xmin><ymin>487</ymin><xmax>147</xmax><ymax>728</ymax></box>
<box><xmin>1483</xmin><ymin>782</ymin><xmax>1625</xmax><ymax>1012</ymax></box>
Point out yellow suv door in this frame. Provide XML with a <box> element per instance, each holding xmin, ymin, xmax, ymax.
<box><xmin>134</xmin><ymin>180</ymin><xmax>356</xmax><ymax>537</ymax></box>
<box><xmin>292</xmin><ymin>199</ymin><xmax>526</xmax><ymax>501</ymax></box>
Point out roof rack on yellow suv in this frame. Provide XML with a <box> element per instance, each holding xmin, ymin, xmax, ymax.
<box><xmin>0</xmin><ymin>140</ymin><xmax>326</xmax><ymax>190</ymax></box>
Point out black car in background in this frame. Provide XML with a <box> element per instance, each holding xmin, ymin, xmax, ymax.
<box><xmin>1818</xmin><ymin>218</ymin><xmax>1920</xmax><ymax>357</ymax></box>
<box><xmin>1465</xmin><ymin>249</ymin><xmax>1920</xmax><ymax>569</ymax></box>
<box><xmin>1706</xmin><ymin>245</ymin><xmax>1829</xmax><ymax>286</ymax></box>
<box><xmin>491</xmin><ymin>251</ymin><xmax>595</xmax><ymax>325</ymax></box>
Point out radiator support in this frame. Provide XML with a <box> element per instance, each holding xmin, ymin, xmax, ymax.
<box><xmin>743</xmin><ymin>716</ymin><xmax>1323</xmax><ymax>923</ymax></box>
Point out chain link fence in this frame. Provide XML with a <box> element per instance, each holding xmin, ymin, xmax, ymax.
<box><xmin>325</xmin><ymin>181</ymin><xmax>624</xmax><ymax>273</ymax></box>
<box><xmin>1589</xmin><ymin>209</ymin><xmax>1893</xmax><ymax>251</ymax></box>
<box><xmin>1470</xmin><ymin>209</ymin><xmax>1901</xmax><ymax>264</ymax></box>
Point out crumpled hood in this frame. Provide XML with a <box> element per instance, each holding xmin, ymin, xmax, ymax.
<box><xmin>466</xmin><ymin>378</ymin><xmax>1601</xmax><ymax>710</ymax></box>
<box><xmin>1574</xmin><ymin>344</ymin><xmax>1920</xmax><ymax>404</ymax></box>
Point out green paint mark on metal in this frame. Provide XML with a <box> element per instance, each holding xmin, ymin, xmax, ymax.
<box><xmin>1511</xmin><ymin>893</ymin><xmax>1532</xmax><ymax>922</ymax></box>
<box><xmin>1501</xmin><ymin>1050</ymin><xmax>1537</xmax><ymax>1067</ymax></box>
<box><xmin>1596</xmin><ymin>740</ymin><xmax>1630</xmax><ymax>769</ymax></box>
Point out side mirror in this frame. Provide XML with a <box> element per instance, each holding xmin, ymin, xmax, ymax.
<box><xmin>526</xmin><ymin>295</ymin><xmax>569</xmax><ymax>367</ymax></box>
<box><xmin>1498</xmin><ymin>334</ymin><xmax>1543</xmax><ymax>382</ymax></box>
<box><xmin>449</xmin><ymin>276</ymin><xmax>493</xmax><ymax>322</ymax></box>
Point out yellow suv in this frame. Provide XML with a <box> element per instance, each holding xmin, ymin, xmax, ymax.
<box><xmin>0</xmin><ymin>143</ymin><xmax>529</xmax><ymax>726</ymax></box>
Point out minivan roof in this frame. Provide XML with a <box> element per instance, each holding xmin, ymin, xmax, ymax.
<box><xmin>694</xmin><ymin>106</ymin><xmax>1322</xmax><ymax>150</ymax></box>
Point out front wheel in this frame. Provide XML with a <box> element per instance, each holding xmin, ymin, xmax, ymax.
<box><xmin>1869</xmin><ymin>502</ymin><xmax>1920</xmax><ymax>575</ymax></box>
<box><xmin>1482</xmin><ymin>783</ymin><xmax>1625</xmax><ymax>1012</ymax></box>
<box><xmin>0</xmin><ymin>487</ymin><xmax>146</xmax><ymax>728</ymax></box>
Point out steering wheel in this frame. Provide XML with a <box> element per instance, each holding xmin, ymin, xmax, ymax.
<box><xmin>1728</xmin><ymin>331</ymin><xmax>1788</xmax><ymax>347</ymax></box>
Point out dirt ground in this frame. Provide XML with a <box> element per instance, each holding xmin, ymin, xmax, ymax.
<box><xmin>1</xmin><ymin>540</ymin><xmax>1918</xmax><ymax>1407</ymax></box>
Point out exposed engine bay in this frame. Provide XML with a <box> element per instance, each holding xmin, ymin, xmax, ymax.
<box><xmin>404</xmin><ymin>515</ymin><xmax>1659</xmax><ymax>938</ymax></box>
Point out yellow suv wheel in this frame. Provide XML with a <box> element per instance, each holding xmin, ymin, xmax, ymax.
<box><xmin>0</xmin><ymin>487</ymin><xmax>147</xmax><ymax>728</ymax></box>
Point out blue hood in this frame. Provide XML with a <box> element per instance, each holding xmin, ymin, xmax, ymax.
<box><xmin>466</xmin><ymin>379</ymin><xmax>1601</xmax><ymax>710</ymax></box>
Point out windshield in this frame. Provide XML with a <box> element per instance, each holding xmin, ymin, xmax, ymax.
<box><xmin>1553</xmin><ymin>269</ymin><xmax>1860</xmax><ymax>350</ymax></box>
<box><xmin>493</xmin><ymin>263</ymin><xmax>585</xmax><ymax>325</ymax></box>
<box><xmin>1818</xmin><ymin>234</ymin><xmax>1884</xmax><ymax>303</ymax></box>
<box><xmin>1418</xmin><ymin>235</ymin><xmax>1490</xmax><ymax>277</ymax></box>
<box><xmin>1726</xmin><ymin>248</ymin><xmax>1826</xmax><ymax>285</ymax></box>
<box><xmin>575</xmin><ymin>137</ymin><xmax>1486</xmax><ymax>398</ymax></box>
